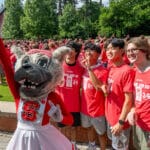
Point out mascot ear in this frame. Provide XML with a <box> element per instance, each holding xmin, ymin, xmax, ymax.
<box><xmin>11</xmin><ymin>45</ymin><xmax>25</xmax><ymax>59</ymax></box>
<box><xmin>52</xmin><ymin>46</ymin><xmax>71</xmax><ymax>63</ymax></box>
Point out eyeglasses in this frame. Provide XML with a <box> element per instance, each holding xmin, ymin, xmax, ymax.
<box><xmin>126</xmin><ymin>48</ymin><xmax>139</xmax><ymax>53</ymax></box>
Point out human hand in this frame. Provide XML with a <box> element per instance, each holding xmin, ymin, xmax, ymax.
<box><xmin>48</xmin><ymin>101</ymin><xmax>63</xmax><ymax>122</ymax></box>
<box><xmin>126</xmin><ymin>109</ymin><xmax>136</xmax><ymax>125</ymax></box>
<box><xmin>111</xmin><ymin>123</ymin><xmax>123</xmax><ymax>136</ymax></box>
<box><xmin>81</xmin><ymin>55</ymin><xmax>92</xmax><ymax>69</ymax></box>
<box><xmin>101</xmin><ymin>84</ymin><xmax>108</xmax><ymax>96</ymax></box>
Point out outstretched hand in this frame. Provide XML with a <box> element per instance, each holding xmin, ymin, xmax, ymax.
<box><xmin>48</xmin><ymin>101</ymin><xmax>63</xmax><ymax>122</ymax></box>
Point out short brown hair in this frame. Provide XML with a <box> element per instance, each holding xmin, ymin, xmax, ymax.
<box><xmin>128</xmin><ymin>35</ymin><xmax>150</xmax><ymax>60</ymax></box>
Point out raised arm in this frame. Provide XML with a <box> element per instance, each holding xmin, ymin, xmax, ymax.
<box><xmin>0</xmin><ymin>39</ymin><xmax>19</xmax><ymax>106</ymax></box>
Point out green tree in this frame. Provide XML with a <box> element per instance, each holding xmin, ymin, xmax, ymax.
<box><xmin>59</xmin><ymin>0</ymin><xmax>101</xmax><ymax>39</ymax></box>
<box><xmin>99</xmin><ymin>0</ymin><xmax>127</xmax><ymax>37</ymax></box>
<box><xmin>127</xmin><ymin>0</ymin><xmax>150</xmax><ymax>36</ymax></box>
<box><xmin>57</xmin><ymin>0</ymin><xmax>78</xmax><ymax>15</ymax></box>
<box><xmin>98</xmin><ymin>0</ymin><xmax>150</xmax><ymax>37</ymax></box>
<box><xmin>2</xmin><ymin>0</ymin><xmax>23</xmax><ymax>39</ymax></box>
<box><xmin>98</xmin><ymin>7</ymin><xmax>113</xmax><ymax>37</ymax></box>
<box><xmin>79</xmin><ymin>1</ymin><xmax>101</xmax><ymax>38</ymax></box>
<box><xmin>21</xmin><ymin>0</ymin><xmax>58</xmax><ymax>39</ymax></box>
<box><xmin>59</xmin><ymin>3</ymin><xmax>79</xmax><ymax>38</ymax></box>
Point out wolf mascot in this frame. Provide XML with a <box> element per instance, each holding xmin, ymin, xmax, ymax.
<box><xmin>0</xmin><ymin>39</ymin><xmax>75</xmax><ymax>150</ymax></box>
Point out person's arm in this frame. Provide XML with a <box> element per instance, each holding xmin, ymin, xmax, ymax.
<box><xmin>119</xmin><ymin>92</ymin><xmax>133</xmax><ymax>121</ymax></box>
<box><xmin>88</xmin><ymin>68</ymin><xmax>103</xmax><ymax>90</ymax></box>
<box><xmin>88</xmin><ymin>68</ymin><xmax>107</xmax><ymax>94</ymax></box>
<box><xmin>111</xmin><ymin>92</ymin><xmax>133</xmax><ymax>135</ymax></box>
<box><xmin>0</xmin><ymin>39</ymin><xmax>19</xmax><ymax>100</ymax></box>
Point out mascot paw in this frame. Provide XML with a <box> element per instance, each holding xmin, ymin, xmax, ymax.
<box><xmin>48</xmin><ymin>101</ymin><xmax>63</xmax><ymax>122</ymax></box>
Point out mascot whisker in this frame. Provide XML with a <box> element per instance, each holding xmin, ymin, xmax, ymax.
<box><xmin>0</xmin><ymin>39</ymin><xmax>75</xmax><ymax>150</ymax></box>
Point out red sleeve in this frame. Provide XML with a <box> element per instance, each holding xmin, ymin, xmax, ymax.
<box><xmin>122</xmin><ymin>67</ymin><xmax>135</xmax><ymax>93</ymax></box>
<box><xmin>0</xmin><ymin>39</ymin><xmax>20</xmax><ymax>109</ymax></box>
<box><xmin>48</xmin><ymin>92</ymin><xmax>73</xmax><ymax>125</ymax></box>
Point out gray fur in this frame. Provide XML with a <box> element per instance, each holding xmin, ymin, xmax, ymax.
<box><xmin>12</xmin><ymin>46</ymin><xmax>71</xmax><ymax>101</ymax></box>
<box><xmin>52</xmin><ymin>46</ymin><xmax>71</xmax><ymax>63</ymax></box>
<box><xmin>11</xmin><ymin>45</ymin><xmax>25</xmax><ymax>59</ymax></box>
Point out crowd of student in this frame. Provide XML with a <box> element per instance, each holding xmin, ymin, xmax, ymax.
<box><xmin>1</xmin><ymin>35</ymin><xmax>150</xmax><ymax>150</ymax></box>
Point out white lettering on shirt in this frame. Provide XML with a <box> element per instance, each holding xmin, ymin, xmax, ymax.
<box><xmin>134</xmin><ymin>82</ymin><xmax>150</xmax><ymax>102</ymax></box>
<box><xmin>82</xmin><ymin>76</ymin><xmax>94</xmax><ymax>90</ymax></box>
<box><xmin>107</xmin><ymin>77</ymin><xmax>113</xmax><ymax>93</ymax></box>
<box><xmin>64</xmin><ymin>73</ymin><xmax>79</xmax><ymax>88</ymax></box>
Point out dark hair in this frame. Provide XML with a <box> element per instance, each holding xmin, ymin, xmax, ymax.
<box><xmin>104</xmin><ymin>38</ymin><xmax>125</xmax><ymax>49</ymax></box>
<box><xmin>66</xmin><ymin>41</ymin><xmax>82</xmax><ymax>59</ymax></box>
<box><xmin>84</xmin><ymin>42</ymin><xmax>101</xmax><ymax>54</ymax></box>
<box><xmin>111</xmin><ymin>38</ymin><xmax>125</xmax><ymax>49</ymax></box>
<box><xmin>104</xmin><ymin>38</ymin><xmax>112</xmax><ymax>49</ymax></box>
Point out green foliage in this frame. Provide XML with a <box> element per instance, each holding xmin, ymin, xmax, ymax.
<box><xmin>1</xmin><ymin>0</ymin><xmax>150</xmax><ymax>39</ymax></box>
<box><xmin>98</xmin><ymin>0</ymin><xmax>150</xmax><ymax>37</ymax></box>
<box><xmin>20</xmin><ymin>0</ymin><xmax>58</xmax><ymax>39</ymax></box>
<box><xmin>2</xmin><ymin>0</ymin><xmax>23</xmax><ymax>39</ymax></box>
<box><xmin>59</xmin><ymin>1</ymin><xmax>101</xmax><ymax>39</ymax></box>
<box><xmin>127</xmin><ymin>0</ymin><xmax>150</xmax><ymax>35</ymax></box>
<box><xmin>79</xmin><ymin>1</ymin><xmax>101</xmax><ymax>38</ymax></box>
<box><xmin>59</xmin><ymin>3</ymin><xmax>79</xmax><ymax>38</ymax></box>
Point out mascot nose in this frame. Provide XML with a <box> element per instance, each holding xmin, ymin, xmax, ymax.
<box><xmin>22</xmin><ymin>63</ymin><xmax>33</xmax><ymax>70</ymax></box>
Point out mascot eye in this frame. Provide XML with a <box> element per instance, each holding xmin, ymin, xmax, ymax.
<box><xmin>22</xmin><ymin>56</ymin><xmax>30</xmax><ymax>65</ymax></box>
<box><xmin>37</xmin><ymin>58</ymin><xmax>48</xmax><ymax>68</ymax></box>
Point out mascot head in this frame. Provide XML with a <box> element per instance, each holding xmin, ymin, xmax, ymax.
<box><xmin>11</xmin><ymin>46</ymin><xmax>71</xmax><ymax>101</ymax></box>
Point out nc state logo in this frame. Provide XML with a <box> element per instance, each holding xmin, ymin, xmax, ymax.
<box><xmin>22</xmin><ymin>101</ymin><xmax>40</xmax><ymax>121</ymax></box>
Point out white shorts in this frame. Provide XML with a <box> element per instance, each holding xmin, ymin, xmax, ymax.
<box><xmin>81</xmin><ymin>113</ymin><xmax>106</xmax><ymax>135</ymax></box>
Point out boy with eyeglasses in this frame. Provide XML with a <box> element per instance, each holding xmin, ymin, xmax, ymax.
<box><xmin>126</xmin><ymin>36</ymin><xmax>150</xmax><ymax>150</ymax></box>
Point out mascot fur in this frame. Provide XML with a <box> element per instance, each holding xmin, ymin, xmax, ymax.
<box><xmin>0</xmin><ymin>39</ymin><xmax>75</xmax><ymax>150</ymax></box>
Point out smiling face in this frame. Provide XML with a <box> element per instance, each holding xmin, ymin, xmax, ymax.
<box><xmin>126</xmin><ymin>43</ymin><xmax>146</xmax><ymax>65</ymax></box>
<box><xmin>126</xmin><ymin>36</ymin><xmax>150</xmax><ymax>66</ymax></box>
<box><xmin>65</xmin><ymin>49</ymin><xmax>77</xmax><ymax>64</ymax></box>
<box><xmin>106</xmin><ymin>43</ymin><xmax>124</xmax><ymax>63</ymax></box>
<box><xmin>84</xmin><ymin>49</ymin><xmax>100</xmax><ymax>66</ymax></box>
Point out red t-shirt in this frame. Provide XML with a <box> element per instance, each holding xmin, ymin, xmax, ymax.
<box><xmin>134</xmin><ymin>68</ymin><xmax>150</xmax><ymax>131</ymax></box>
<box><xmin>105</xmin><ymin>64</ymin><xmax>135</xmax><ymax>128</ymax></box>
<box><xmin>56</xmin><ymin>61</ymin><xmax>84</xmax><ymax>112</ymax></box>
<box><xmin>81</xmin><ymin>64</ymin><xmax>108</xmax><ymax>117</ymax></box>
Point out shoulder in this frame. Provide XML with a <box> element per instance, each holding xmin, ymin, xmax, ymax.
<box><xmin>120</xmin><ymin>64</ymin><xmax>135</xmax><ymax>73</ymax></box>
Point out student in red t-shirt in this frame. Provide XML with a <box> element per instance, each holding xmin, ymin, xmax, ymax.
<box><xmin>126</xmin><ymin>36</ymin><xmax>150</xmax><ymax>150</ymax></box>
<box><xmin>105</xmin><ymin>38</ymin><xmax>135</xmax><ymax>150</ymax></box>
<box><xmin>56</xmin><ymin>40</ymin><xmax>84</xmax><ymax>150</ymax></box>
<box><xmin>81</xmin><ymin>42</ymin><xmax>108</xmax><ymax>150</ymax></box>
